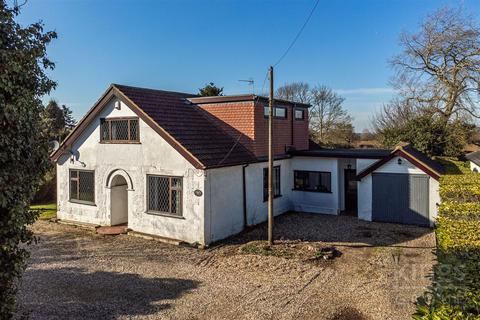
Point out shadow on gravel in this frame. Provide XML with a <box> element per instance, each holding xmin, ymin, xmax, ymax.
<box><xmin>219</xmin><ymin>212</ymin><xmax>433</xmax><ymax>248</ymax></box>
<box><xmin>328</xmin><ymin>307</ymin><xmax>369</xmax><ymax>320</ymax></box>
<box><xmin>18</xmin><ymin>267</ymin><xmax>199</xmax><ymax>319</ymax></box>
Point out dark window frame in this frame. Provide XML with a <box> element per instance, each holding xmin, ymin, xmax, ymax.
<box><xmin>293</xmin><ymin>170</ymin><xmax>332</xmax><ymax>193</ymax></box>
<box><xmin>100</xmin><ymin>117</ymin><xmax>140</xmax><ymax>144</ymax></box>
<box><xmin>146</xmin><ymin>174</ymin><xmax>183</xmax><ymax>217</ymax></box>
<box><xmin>263</xmin><ymin>106</ymin><xmax>288</xmax><ymax>119</ymax></box>
<box><xmin>263</xmin><ymin>165</ymin><xmax>282</xmax><ymax>202</ymax></box>
<box><xmin>69</xmin><ymin>169</ymin><xmax>95</xmax><ymax>205</ymax></box>
<box><xmin>294</xmin><ymin>108</ymin><xmax>305</xmax><ymax>120</ymax></box>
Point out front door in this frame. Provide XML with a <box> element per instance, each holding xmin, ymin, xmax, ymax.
<box><xmin>344</xmin><ymin>169</ymin><xmax>357</xmax><ymax>214</ymax></box>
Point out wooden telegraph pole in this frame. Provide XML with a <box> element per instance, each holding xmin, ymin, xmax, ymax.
<box><xmin>268</xmin><ymin>66</ymin><xmax>274</xmax><ymax>246</ymax></box>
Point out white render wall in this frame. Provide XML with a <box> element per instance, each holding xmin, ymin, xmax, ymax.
<box><xmin>56</xmin><ymin>97</ymin><xmax>206</xmax><ymax>244</ymax></box>
<box><xmin>429</xmin><ymin>178</ymin><xmax>440</xmax><ymax>222</ymax></box>
<box><xmin>290</xmin><ymin>157</ymin><xmax>340</xmax><ymax>214</ymax></box>
<box><xmin>470</xmin><ymin>161</ymin><xmax>480</xmax><ymax>173</ymax></box>
<box><xmin>357</xmin><ymin>156</ymin><xmax>440</xmax><ymax>225</ymax></box>
<box><xmin>204</xmin><ymin>165</ymin><xmax>244</xmax><ymax>243</ymax></box>
<box><xmin>204</xmin><ymin>159</ymin><xmax>294</xmax><ymax>243</ymax></box>
<box><xmin>357</xmin><ymin>159</ymin><xmax>378</xmax><ymax>221</ymax></box>
<box><xmin>244</xmin><ymin>160</ymin><xmax>293</xmax><ymax>225</ymax></box>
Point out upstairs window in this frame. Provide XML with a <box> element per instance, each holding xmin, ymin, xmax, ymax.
<box><xmin>70</xmin><ymin>169</ymin><xmax>95</xmax><ymax>204</ymax></box>
<box><xmin>100</xmin><ymin>117</ymin><xmax>139</xmax><ymax>143</ymax></box>
<box><xmin>263</xmin><ymin>166</ymin><xmax>281</xmax><ymax>201</ymax></box>
<box><xmin>275</xmin><ymin>106</ymin><xmax>287</xmax><ymax>118</ymax></box>
<box><xmin>295</xmin><ymin>108</ymin><xmax>305</xmax><ymax>120</ymax></box>
<box><xmin>263</xmin><ymin>106</ymin><xmax>287</xmax><ymax>119</ymax></box>
<box><xmin>147</xmin><ymin>175</ymin><xmax>183</xmax><ymax>216</ymax></box>
<box><xmin>294</xmin><ymin>170</ymin><xmax>331</xmax><ymax>193</ymax></box>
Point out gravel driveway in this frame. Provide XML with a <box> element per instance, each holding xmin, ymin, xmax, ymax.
<box><xmin>17</xmin><ymin>213</ymin><xmax>435</xmax><ymax>320</ymax></box>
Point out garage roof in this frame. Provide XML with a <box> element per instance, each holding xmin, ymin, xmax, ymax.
<box><xmin>356</xmin><ymin>143</ymin><xmax>444</xmax><ymax>180</ymax></box>
<box><xmin>466</xmin><ymin>151</ymin><xmax>480</xmax><ymax>166</ymax></box>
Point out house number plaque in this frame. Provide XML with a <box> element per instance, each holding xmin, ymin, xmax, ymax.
<box><xmin>194</xmin><ymin>189</ymin><xmax>203</xmax><ymax>197</ymax></box>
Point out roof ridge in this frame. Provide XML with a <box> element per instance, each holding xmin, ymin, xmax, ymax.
<box><xmin>112</xmin><ymin>83</ymin><xmax>198</xmax><ymax>97</ymax></box>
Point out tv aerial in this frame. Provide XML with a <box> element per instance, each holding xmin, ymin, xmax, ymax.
<box><xmin>238</xmin><ymin>78</ymin><xmax>255</xmax><ymax>94</ymax></box>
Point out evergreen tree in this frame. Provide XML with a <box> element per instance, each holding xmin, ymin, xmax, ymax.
<box><xmin>0</xmin><ymin>1</ymin><xmax>57</xmax><ymax>317</ymax></box>
<box><xmin>198</xmin><ymin>82</ymin><xmax>223</xmax><ymax>96</ymax></box>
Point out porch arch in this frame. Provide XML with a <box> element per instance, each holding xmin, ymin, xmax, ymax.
<box><xmin>106</xmin><ymin>169</ymin><xmax>134</xmax><ymax>190</ymax></box>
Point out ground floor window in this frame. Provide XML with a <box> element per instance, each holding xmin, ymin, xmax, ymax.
<box><xmin>263</xmin><ymin>166</ymin><xmax>281</xmax><ymax>201</ymax></box>
<box><xmin>294</xmin><ymin>170</ymin><xmax>331</xmax><ymax>193</ymax></box>
<box><xmin>147</xmin><ymin>175</ymin><xmax>182</xmax><ymax>216</ymax></box>
<box><xmin>69</xmin><ymin>169</ymin><xmax>95</xmax><ymax>204</ymax></box>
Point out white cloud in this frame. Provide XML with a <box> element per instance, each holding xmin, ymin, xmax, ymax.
<box><xmin>334</xmin><ymin>87</ymin><xmax>397</xmax><ymax>95</ymax></box>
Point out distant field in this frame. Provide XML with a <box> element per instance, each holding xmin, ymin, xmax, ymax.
<box><xmin>30</xmin><ymin>203</ymin><xmax>57</xmax><ymax>220</ymax></box>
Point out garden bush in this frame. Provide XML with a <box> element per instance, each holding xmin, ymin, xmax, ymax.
<box><xmin>414</xmin><ymin>159</ymin><xmax>480</xmax><ymax>319</ymax></box>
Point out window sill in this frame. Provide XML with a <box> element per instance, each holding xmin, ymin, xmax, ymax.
<box><xmin>145</xmin><ymin>211</ymin><xmax>185</xmax><ymax>220</ymax></box>
<box><xmin>292</xmin><ymin>189</ymin><xmax>332</xmax><ymax>194</ymax></box>
<box><xmin>69</xmin><ymin>200</ymin><xmax>96</xmax><ymax>206</ymax></box>
<box><xmin>263</xmin><ymin>117</ymin><xmax>288</xmax><ymax>120</ymax></box>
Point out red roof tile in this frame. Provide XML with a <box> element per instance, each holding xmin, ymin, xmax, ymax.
<box><xmin>114</xmin><ymin>84</ymin><xmax>256</xmax><ymax>168</ymax></box>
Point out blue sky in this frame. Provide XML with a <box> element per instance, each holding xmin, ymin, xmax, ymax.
<box><xmin>16</xmin><ymin>0</ymin><xmax>480</xmax><ymax>131</ymax></box>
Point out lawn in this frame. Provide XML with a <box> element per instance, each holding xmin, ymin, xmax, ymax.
<box><xmin>30</xmin><ymin>203</ymin><xmax>57</xmax><ymax>220</ymax></box>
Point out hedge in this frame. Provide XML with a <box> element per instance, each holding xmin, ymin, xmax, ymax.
<box><xmin>414</xmin><ymin>159</ymin><xmax>480</xmax><ymax>319</ymax></box>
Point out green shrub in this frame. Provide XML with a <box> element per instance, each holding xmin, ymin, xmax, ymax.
<box><xmin>414</xmin><ymin>159</ymin><xmax>480</xmax><ymax>318</ymax></box>
<box><xmin>0</xmin><ymin>2</ymin><xmax>56</xmax><ymax>318</ymax></box>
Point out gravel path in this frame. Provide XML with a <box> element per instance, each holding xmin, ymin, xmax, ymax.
<box><xmin>17</xmin><ymin>213</ymin><xmax>435</xmax><ymax>320</ymax></box>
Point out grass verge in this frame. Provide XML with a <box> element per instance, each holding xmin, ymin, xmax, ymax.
<box><xmin>30</xmin><ymin>203</ymin><xmax>57</xmax><ymax>220</ymax></box>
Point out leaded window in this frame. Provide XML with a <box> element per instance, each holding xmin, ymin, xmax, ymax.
<box><xmin>147</xmin><ymin>175</ymin><xmax>182</xmax><ymax>216</ymax></box>
<box><xmin>69</xmin><ymin>169</ymin><xmax>95</xmax><ymax>204</ymax></box>
<box><xmin>100</xmin><ymin>117</ymin><xmax>139</xmax><ymax>143</ymax></box>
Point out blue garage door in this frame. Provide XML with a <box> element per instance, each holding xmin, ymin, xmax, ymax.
<box><xmin>372</xmin><ymin>173</ymin><xmax>430</xmax><ymax>226</ymax></box>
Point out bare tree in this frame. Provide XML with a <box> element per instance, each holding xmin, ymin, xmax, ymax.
<box><xmin>360</xmin><ymin>128</ymin><xmax>376</xmax><ymax>141</ymax></box>
<box><xmin>276</xmin><ymin>83</ymin><xmax>354</xmax><ymax>146</ymax></box>
<box><xmin>309</xmin><ymin>86</ymin><xmax>353</xmax><ymax>146</ymax></box>
<box><xmin>372</xmin><ymin>97</ymin><xmax>419</xmax><ymax>133</ymax></box>
<box><xmin>276</xmin><ymin>82</ymin><xmax>311</xmax><ymax>104</ymax></box>
<box><xmin>391</xmin><ymin>6</ymin><xmax>480</xmax><ymax>123</ymax></box>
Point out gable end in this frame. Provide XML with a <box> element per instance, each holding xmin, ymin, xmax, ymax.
<box><xmin>356</xmin><ymin>147</ymin><xmax>442</xmax><ymax>181</ymax></box>
<box><xmin>50</xmin><ymin>85</ymin><xmax>205</xmax><ymax>169</ymax></box>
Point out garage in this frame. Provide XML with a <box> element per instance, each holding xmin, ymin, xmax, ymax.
<box><xmin>356</xmin><ymin>143</ymin><xmax>444</xmax><ymax>227</ymax></box>
<box><xmin>372</xmin><ymin>173</ymin><xmax>429</xmax><ymax>226</ymax></box>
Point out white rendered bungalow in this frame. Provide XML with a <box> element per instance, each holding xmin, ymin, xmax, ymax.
<box><xmin>51</xmin><ymin>84</ymin><xmax>443</xmax><ymax>245</ymax></box>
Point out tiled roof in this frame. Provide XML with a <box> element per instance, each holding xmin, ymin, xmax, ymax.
<box><xmin>114</xmin><ymin>84</ymin><xmax>256</xmax><ymax>168</ymax></box>
<box><xmin>357</xmin><ymin>143</ymin><xmax>444</xmax><ymax>180</ymax></box>
<box><xmin>401</xmin><ymin>144</ymin><xmax>445</xmax><ymax>175</ymax></box>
